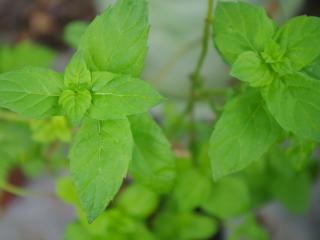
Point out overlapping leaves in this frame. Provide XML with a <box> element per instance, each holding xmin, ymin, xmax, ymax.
<box><xmin>210</xmin><ymin>1</ymin><xmax>320</xmax><ymax>179</ymax></box>
<box><xmin>0</xmin><ymin>0</ymin><xmax>175</xmax><ymax>222</ymax></box>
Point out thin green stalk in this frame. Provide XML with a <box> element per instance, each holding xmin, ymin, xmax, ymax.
<box><xmin>191</xmin><ymin>0</ymin><xmax>215</xmax><ymax>84</ymax></box>
<box><xmin>0</xmin><ymin>182</ymin><xmax>54</xmax><ymax>198</ymax></box>
<box><xmin>187</xmin><ymin>0</ymin><xmax>215</xmax><ymax>155</ymax></box>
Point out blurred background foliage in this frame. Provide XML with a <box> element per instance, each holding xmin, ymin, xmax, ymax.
<box><xmin>0</xmin><ymin>0</ymin><xmax>320</xmax><ymax>240</ymax></box>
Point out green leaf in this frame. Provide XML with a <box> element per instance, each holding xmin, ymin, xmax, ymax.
<box><xmin>128</xmin><ymin>113</ymin><xmax>176</xmax><ymax>193</ymax></box>
<box><xmin>240</xmin><ymin>160</ymin><xmax>270</xmax><ymax>207</ymax></box>
<box><xmin>173</xmin><ymin>169</ymin><xmax>211</xmax><ymax>212</ymax></box>
<box><xmin>0</xmin><ymin>41</ymin><xmax>55</xmax><ymax>72</ymax></box>
<box><xmin>231</xmin><ymin>51</ymin><xmax>275</xmax><ymax>87</ymax></box>
<box><xmin>64</xmin><ymin>51</ymin><xmax>92</xmax><ymax>90</ymax></box>
<box><xmin>0</xmin><ymin>122</ymin><xmax>37</xmax><ymax>182</ymax></box>
<box><xmin>90</xmin><ymin>75</ymin><xmax>163</xmax><ymax>120</ymax></box>
<box><xmin>262</xmin><ymin>73</ymin><xmax>320</xmax><ymax>141</ymax></box>
<box><xmin>79</xmin><ymin>0</ymin><xmax>149</xmax><ymax>77</ymax></box>
<box><xmin>0</xmin><ymin>122</ymin><xmax>34</xmax><ymax>156</ymax></box>
<box><xmin>69</xmin><ymin>118</ymin><xmax>133</xmax><ymax>222</ymax></box>
<box><xmin>287</xmin><ymin>138</ymin><xmax>315</xmax><ymax>171</ymax></box>
<box><xmin>201</xmin><ymin>177</ymin><xmax>250</xmax><ymax>219</ymax></box>
<box><xmin>86</xmin><ymin>210</ymin><xmax>155</xmax><ymax>240</ymax></box>
<box><xmin>270</xmin><ymin>173</ymin><xmax>311</xmax><ymax>213</ymax></box>
<box><xmin>275</xmin><ymin>16</ymin><xmax>320</xmax><ymax>71</ymax></box>
<box><xmin>228</xmin><ymin>214</ymin><xmax>269</xmax><ymax>240</ymax></box>
<box><xmin>59</xmin><ymin>89</ymin><xmax>92</xmax><ymax>122</ymax></box>
<box><xmin>261</xmin><ymin>39</ymin><xmax>294</xmax><ymax>75</ymax></box>
<box><xmin>213</xmin><ymin>1</ymin><xmax>276</xmax><ymax>64</ymax></box>
<box><xmin>304</xmin><ymin>56</ymin><xmax>320</xmax><ymax>79</ymax></box>
<box><xmin>64</xmin><ymin>21</ymin><xmax>88</xmax><ymax>49</ymax></box>
<box><xmin>56</xmin><ymin>176</ymin><xmax>79</xmax><ymax>205</ymax></box>
<box><xmin>116</xmin><ymin>184</ymin><xmax>159</xmax><ymax>219</ymax></box>
<box><xmin>65</xmin><ymin>222</ymin><xmax>95</xmax><ymax>240</ymax></box>
<box><xmin>0</xmin><ymin>67</ymin><xmax>63</xmax><ymax>119</ymax></box>
<box><xmin>31</xmin><ymin>116</ymin><xmax>71</xmax><ymax>143</ymax></box>
<box><xmin>154</xmin><ymin>212</ymin><xmax>218</xmax><ymax>240</ymax></box>
<box><xmin>209</xmin><ymin>90</ymin><xmax>281</xmax><ymax>180</ymax></box>
<box><xmin>75</xmin><ymin>209</ymin><xmax>155</xmax><ymax>240</ymax></box>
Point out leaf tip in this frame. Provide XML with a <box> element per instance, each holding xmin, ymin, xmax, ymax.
<box><xmin>86</xmin><ymin>214</ymin><xmax>97</xmax><ymax>224</ymax></box>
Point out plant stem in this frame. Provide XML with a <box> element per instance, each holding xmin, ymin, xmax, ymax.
<box><xmin>191</xmin><ymin>0</ymin><xmax>215</xmax><ymax>84</ymax></box>
<box><xmin>0</xmin><ymin>182</ymin><xmax>54</xmax><ymax>198</ymax></box>
<box><xmin>187</xmin><ymin>0</ymin><xmax>215</xmax><ymax>155</ymax></box>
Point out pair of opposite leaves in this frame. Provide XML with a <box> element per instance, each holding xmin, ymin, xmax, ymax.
<box><xmin>210</xmin><ymin>1</ymin><xmax>320</xmax><ymax>179</ymax></box>
<box><xmin>0</xmin><ymin>0</ymin><xmax>176</xmax><ymax>223</ymax></box>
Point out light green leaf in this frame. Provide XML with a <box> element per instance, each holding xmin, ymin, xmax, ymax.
<box><xmin>275</xmin><ymin>16</ymin><xmax>320</xmax><ymax>71</ymax></box>
<box><xmin>0</xmin><ymin>67</ymin><xmax>63</xmax><ymax>119</ymax></box>
<box><xmin>262</xmin><ymin>73</ymin><xmax>320</xmax><ymax>141</ymax></box>
<box><xmin>90</xmin><ymin>75</ymin><xmax>163</xmax><ymax>120</ymax></box>
<box><xmin>231</xmin><ymin>51</ymin><xmax>275</xmax><ymax>87</ymax></box>
<box><xmin>86</xmin><ymin>209</ymin><xmax>155</xmax><ymax>240</ymax></box>
<box><xmin>64</xmin><ymin>21</ymin><xmax>88</xmax><ymax>49</ymax></box>
<box><xmin>69</xmin><ymin>118</ymin><xmax>133</xmax><ymax>222</ymax></box>
<box><xmin>0</xmin><ymin>41</ymin><xmax>55</xmax><ymax>73</ymax></box>
<box><xmin>116</xmin><ymin>184</ymin><xmax>159</xmax><ymax>219</ymax></box>
<box><xmin>209</xmin><ymin>90</ymin><xmax>281</xmax><ymax>180</ymax></box>
<box><xmin>79</xmin><ymin>0</ymin><xmax>149</xmax><ymax>77</ymax></box>
<box><xmin>201</xmin><ymin>177</ymin><xmax>250</xmax><ymax>219</ymax></box>
<box><xmin>128</xmin><ymin>113</ymin><xmax>176</xmax><ymax>194</ymax></box>
<box><xmin>64</xmin><ymin>51</ymin><xmax>92</xmax><ymax>90</ymax></box>
<box><xmin>59</xmin><ymin>89</ymin><xmax>92</xmax><ymax>122</ymax></box>
<box><xmin>213</xmin><ymin>1</ymin><xmax>276</xmax><ymax>64</ymax></box>
<box><xmin>65</xmin><ymin>222</ymin><xmax>94</xmax><ymax>240</ymax></box>
<box><xmin>173</xmin><ymin>169</ymin><xmax>211</xmax><ymax>212</ymax></box>
<box><xmin>91</xmin><ymin>71</ymin><xmax>116</xmax><ymax>90</ymax></box>
<box><xmin>31</xmin><ymin>116</ymin><xmax>71</xmax><ymax>143</ymax></box>
<box><xmin>261</xmin><ymin>39</ymin><xmax>294</xmax><ymax>75</ymax></box>
<box><xmin>56</xmin><ymin>176</ymin><xmax>79</xmax><ymax>205</ymax></box>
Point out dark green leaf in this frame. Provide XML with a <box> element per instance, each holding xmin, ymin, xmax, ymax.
<box><xmin>154</xmin><ymin>211</ymin><xmax>218</xmax><ymax>240</ymax></box>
